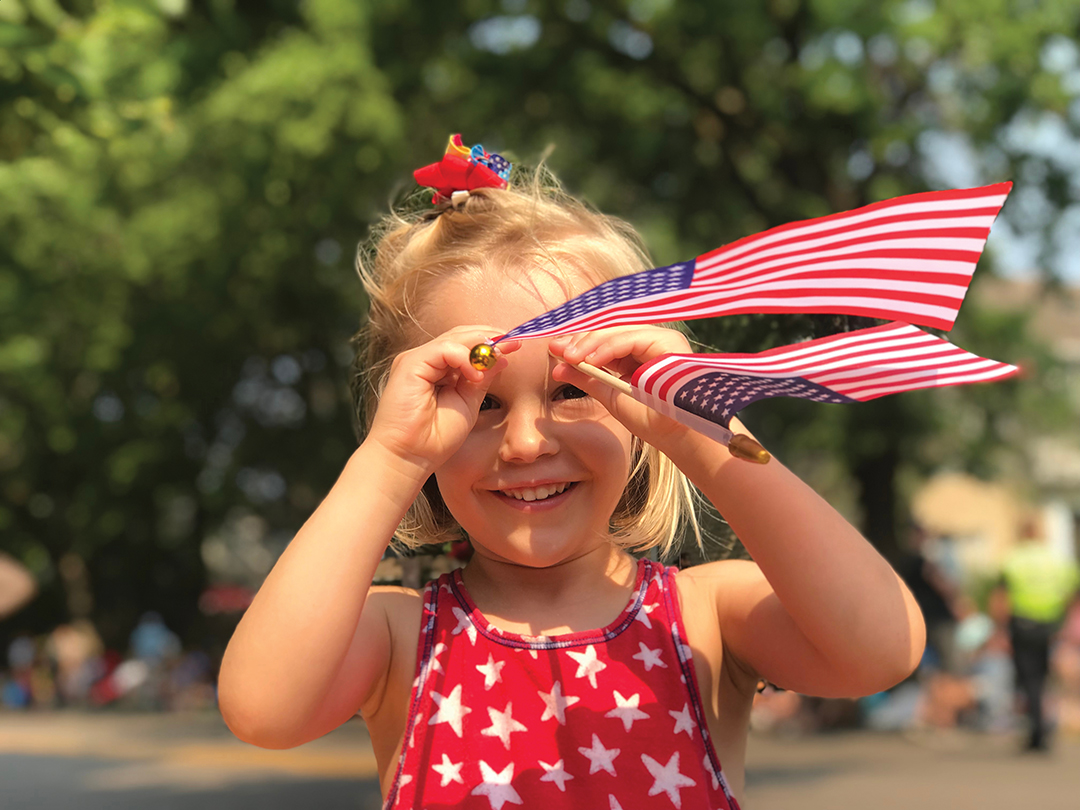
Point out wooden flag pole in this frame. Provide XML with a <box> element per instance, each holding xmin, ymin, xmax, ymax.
<box><xmin>564</xmin><ymin>356</ymin><xmax>771</xmax><ymax>465</ymax></box>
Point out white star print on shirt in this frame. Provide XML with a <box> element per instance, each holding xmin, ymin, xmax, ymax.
<box><xmin>635</xmin><ymin>601</ymin><xmax>658</xmax><ymax>629</ymax></box>
<box><xmin>631</xmin><ymin>641</ymin><xmax>666</xmax><ymax>672</ymax></box>
<box><xmin>604</xmin><ymin>689</ymin><xmax>650</xmax><ymax>732</ymax></box>
<box><xmin>452</xmin><ymin>606</ymin><xmax>478</xmax><ymax>644</ymax></box>
<box><xmin>538</xmin><ymin>680</ymin><xmax>580</xmax><ymax>725</ymax></box>
<box><xmin>471</xmin><ymin>761</ymin><xmax>523</xmax><ymax>810</ymax></box>
<box><xmin>429</xmin><ymin>642</ymin><xmax>448</xmax><ymax>674</ymax></box>
<box><xmin>538</xmin><ymin>758</ymin><xmax>574</xmax><ymax>791</ymax></box>
<box><xmin>431</xmin><ymin>753</ymin><xmax>464</xmax><ymax>787</ymax></box>
<box><xmin>577</xmin><ymin>733</ymin><xmax>620</xmax><ymax>776</ymax></box>
<box><xmin>608</xmin><ymin>796</ymin><xmax>624</xmax><ymax>810</ymax></box>
<box><xmin>428</xmin><ymin>684</ymin><xmax>472</xmax><ymax>737</ymax></box>
<box><xmin>566</xmin><ymin>644</ymin><xmax>607</xmax><ymax>688</ymax></box>
<box><xmin>476</xmin><ymin>653</ymin><xmax>506</xmax><ymax>690</ymax></box>
<box><xmin>703</xmin><ymin>754</ymin><xmax>720</xmax><ymax>790</ymax></box>
<box><xmin>641</xmin><ymin>752</ymin><xmax>696</xmax><ymax>809</ymax></box>
<box><xmin>669</xmin><ymin>702</ymin><xmax>695</xmax><ymax>736</ymax></box>
<box><xmin>481</xmin><ymin>701</ymin><xmax>528</xmax><ymax>749</ymax></box>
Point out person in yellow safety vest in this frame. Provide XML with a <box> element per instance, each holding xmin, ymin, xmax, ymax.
<box><xmin>1000</xmin><ymin>518</ymin><xmax>1080</xmax><ymax>751</ymax></box>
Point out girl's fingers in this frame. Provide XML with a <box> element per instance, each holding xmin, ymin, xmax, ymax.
<box><xmin>550</xmin><ymin>327</ymin><xmax>689</xmax><ymax>370</ymax></box>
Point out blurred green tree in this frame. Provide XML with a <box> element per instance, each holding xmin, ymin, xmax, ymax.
<box><xmin>1</xmin><ymin>0</ymin><xmax>1074</xmax><ymax>646</ymax></box>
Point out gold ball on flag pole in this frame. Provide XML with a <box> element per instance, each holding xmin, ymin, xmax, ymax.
<box><xmin>728</xmin><ymin>434</ymin><xmax>771</xmax><ymax>464</ymax></box>
<box><xmin>469</xmin><ymin>343</ymin><xmax>497</xmax><ymax>371</ymax></box>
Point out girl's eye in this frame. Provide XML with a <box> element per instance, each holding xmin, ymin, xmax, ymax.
<box><xmin>555</xmin><ymin>384</ymin><xmax>588</xmax><ymax>401</ymax></box>
<box><xmin>479</xmin><ymin>395</ymin><xmax>497</xmax><ymax>412</ymax></box>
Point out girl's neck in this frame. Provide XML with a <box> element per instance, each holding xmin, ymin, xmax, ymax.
<box><xmin>459</xmin><ymin>542</ymin><xmax>638</xmax><ymax>636</ymax></box>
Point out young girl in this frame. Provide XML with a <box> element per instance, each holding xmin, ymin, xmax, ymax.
<box><xmin>218</xmin><ymin>171</ymin><xmax>926</xmax><ymax>809</ymax></box>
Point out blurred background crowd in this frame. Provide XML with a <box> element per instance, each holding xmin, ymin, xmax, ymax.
<box><xmin>3</xmin><ymin>0</ymin><xmax>1080</xmax><ymax>764</ymax></box>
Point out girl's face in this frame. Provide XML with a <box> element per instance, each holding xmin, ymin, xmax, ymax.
<box><xmin>421</xmin><ymin>268</ymin><xmax>635</xmax><ymax>568</ymax></box>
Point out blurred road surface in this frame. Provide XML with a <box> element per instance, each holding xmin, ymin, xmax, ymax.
<box><xmin>0</xmin><ymin>712</ymin><xmax>1077</xmax><ymax>809</ymax></box>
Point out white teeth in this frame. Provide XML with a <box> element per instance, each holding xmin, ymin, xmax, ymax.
<box><xmin>501</xmin><ymin>482</ymin><xmax>572</xmax><ymax>501</ymax></box>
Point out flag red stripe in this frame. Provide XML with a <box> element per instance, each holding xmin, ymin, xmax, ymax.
<box><xmin>697</xmin><ymin>184</ymin><xmax>1010</xmax><ymax>265</ymax></box>
<box><xmin>630</xmin><ymin>322</ymin><xmax>1017</xmax><ymax>408</ymax></box>
<box><xmin>695</xmin><ymin>247</ymin><xmax>985</xmax><ymax>287</ymax></box>
<box><xmin>697</xmin><ymin>216</ymin><xmax>998</xmax><ymax>274</ymax></box>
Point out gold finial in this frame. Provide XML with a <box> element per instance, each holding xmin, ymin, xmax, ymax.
<box><xmin>469</xmin><ymin>343</ymin><xmax>497</xmax><ymax>371</ymax></box>
<box><xmin>728</xmin><ymin>434</ymin><xmax>771</xmax><ymax>464</ymax></box>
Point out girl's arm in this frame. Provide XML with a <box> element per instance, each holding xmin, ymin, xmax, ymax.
<box><xmin>218</xmin><ymin>327</ymin><xmax>514</xmax><ymax>748</ymax></box>
<box><xmin>551</xmin><ymin>328</ymin><xmax>925</xmax><ymax>697</ymax></box>
<box><xmin>668</xmin><ymin>438</ymin><xmax>925</xmax><ymax>697</ymax></box>
<box><xmin>218</xmin><ymin>442</ymin><xmax>426</xmax><ymax>749</ymax></box>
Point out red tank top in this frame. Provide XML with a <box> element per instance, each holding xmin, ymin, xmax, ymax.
<box><xmin>384</xmin><ymin>558</ymin><xmax>740</xmax><ymax>810</ymax></box>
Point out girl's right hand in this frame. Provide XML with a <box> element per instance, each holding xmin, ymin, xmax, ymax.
<box><xmin>366</xmin><ymin>327</ymin><xmax>520</xmax><ymax>479</ymax></box>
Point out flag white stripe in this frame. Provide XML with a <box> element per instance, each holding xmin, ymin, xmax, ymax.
<box><xmin>844</xmin><ymin>365</ymin><xmax>1018</xmax><ymax>399</ymax></box>
<box><xmin>697</xmin><ymin>237</ymin><xmax>988</xmax><ymax>283</ymax></box>
<box><xmin>813</xmin><ymin>353</ymin><xmax>987</xmax><ymax>384</ymax></box>
<box><xmin>551</xmin><ymin>294</ymin><xmax>962</xmax><ymax>335</ymax></box>
<box><xmin>632</xmin><ymin>324</ymin><xmax>1017</xmax><ymax>413</ymax></box>
<box><xmin>697</xmin><ymin>256</ymin><xmax>976</xmax><ymax>286</ymax></box>
<box><xmin>701</xmin><ymin>193</ymin><xmax>1008</xmax><ymax>266</ymax></box>
<box><xmin>677</xmin><ymin>331</ymin><xmax>942</xmax><ymax>372</ymax></box>
<box><xmin>824</xmin><ymin>357</ymin><xmax>1007</xmax><ymax>393</ymax></box>
<box><xmin>697</xmin><ymin>342</ymin><xmax>961</xmax><ymax>376</ymax></box>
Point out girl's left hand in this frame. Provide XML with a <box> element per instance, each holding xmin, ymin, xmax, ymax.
<box><xmin>548</xmin><ymin>326</ymin><xmax>693</xmax><ymax>451</ymax></box>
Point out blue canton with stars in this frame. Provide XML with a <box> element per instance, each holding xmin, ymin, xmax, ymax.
<box><xmin>673</xmin><ymin>372</ymin><xmax>856</xmax><ymax>426</ymax></box>
<box><xmin>497</xmin><ymin>260</ymin><xmax>695</xmax><ymax>341</ymax></box>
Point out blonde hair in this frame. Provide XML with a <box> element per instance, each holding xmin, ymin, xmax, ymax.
<box><xmin>351</xmin><ymin>169</ymin><xmax>699</xmax><ymax>557</ymax></box>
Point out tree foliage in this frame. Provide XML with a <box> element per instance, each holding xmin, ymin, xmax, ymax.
<box><xmin>1</xmin><ymin>0</ymin><xmax>1077</xmax><ymax>644</ymax></box>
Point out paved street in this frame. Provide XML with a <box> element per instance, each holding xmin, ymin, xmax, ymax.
<box><xmin>1</xmin><ymin>712</ymin><xmax>1077</xmax><ymax>809</ymax></box>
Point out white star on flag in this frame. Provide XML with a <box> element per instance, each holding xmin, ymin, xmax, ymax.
<box><xmin>635</xmin><ymin>602</ymin><xmax>657</xmax><ymax>629</ymax></box>
<box><xmin>471</xmin><ymin>761</ymin><xmax>523</xmax><ymax>810</ymax></box>
<box><xmin>452</xmin><ymin>606</ymin><xmax>478</xmax><ymax>644</ymax></box>
<box><xmin>538</xmin><ymin>758</ymin><xmax>574</xmax><ymax>791</ymax></box>
<box><xmin>641</xmin><ymin>752</ymin><xmax>696</xmax><ymax>809</ymax></box>
<box><xmin>476</xmin><ymin>652</ymin><xmax>506</xmax><ymax>690</ymax></box>
<box><xmin>632</xmin><ymin>642</ymin><xmax>666</xmax><ymax>672</ymax></box>
<box><xmin>538</xmin><ymin>680</ymin><xmax>580</xmax><ymax>725</ymax></box>
<box><xmin>481</xmin><ymin>701</ymin><xmax>528</xmax><ymax>749</ymax></box>
<box><xmin>604</xmin><ymin>690</ymin><xmax>650</xmax><ymax>732</ymax></box>
<box><xmin>669</xmin><ymin>703</ymin><xmax>695</xmax><ymax>737</ymax></box>
<box><xmin>566</xmin><ymin>644</ymin><xmax>607</xmax><ymax>688</ymax></box>
<box><xmin>578</xmin><ymin>733</ymin><xmax>621</xmax><ymax>776</ymax></box>
<box><xmin>432</xmin><ymin>753</ymin><xmax>464</xmax><ymax>787</ymax></box>
<box><xmin>428</xmin><ymin>684</ymin><xmax>472</xmax><ymax>737</ymax></box>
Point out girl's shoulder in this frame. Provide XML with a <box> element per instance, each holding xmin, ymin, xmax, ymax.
<box><xmin>360</xmin><ymin>585</ymin><xmax>426</xmax><ymax>711</ymax></box>
<box><xmin>674</xmin><ymin>558</ymin><xmax>766</xmax><ymax>608</ymax></box>
<box><xmin>673</xmin><ymin>559</ymin><xmax>768</xmax><ymax>687</ymax></box>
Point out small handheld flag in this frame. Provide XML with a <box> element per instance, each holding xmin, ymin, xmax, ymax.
<box><xmin>492</xmin><ymin>183</ymin><xmax>1012</xmax><ymax>342</ymax></box>
<box><xmin>630</xmin><ymin>321</ymin><xmax>1018</xmax><ymax>427</ymax></box>
<box><xmin>463</xmin><ymin>183</ymin><xmax>1017</xmax><ymax>458</ymax></box>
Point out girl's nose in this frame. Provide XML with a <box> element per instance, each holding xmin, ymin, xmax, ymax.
<box><xmin>498</xmin><ymin>408</ymin><xmax>559</xmax><ymax>463</ymax></box>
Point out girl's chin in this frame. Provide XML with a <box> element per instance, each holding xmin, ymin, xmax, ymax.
<box><xmin>468</xmin><ymin>534</ymin><xmax>610</xmax><ymax>570</ymax></box>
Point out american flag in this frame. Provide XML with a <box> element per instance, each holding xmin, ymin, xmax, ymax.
<box><xmin>625</xmin><ymin>322</ymin><xmax>1018</xmax><ymax>444</ymax></box>
<box><xmin>494</xmin><ymin>183</ymin><xmax>1011</xmax><ymax>343</ymax></box>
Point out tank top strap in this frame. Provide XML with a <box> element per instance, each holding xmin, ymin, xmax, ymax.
<box><xmin>382</xmin><ymin>575</ymin><xmax>443</xmax><ymax>810</ymax></box>
<box><xmin>655</xmin><ymin>564</ymin><xmax>738</xmax><ymax>806</ymax></box>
